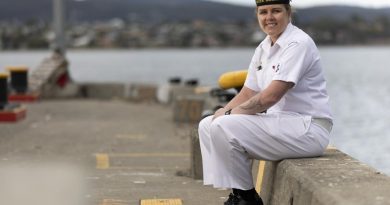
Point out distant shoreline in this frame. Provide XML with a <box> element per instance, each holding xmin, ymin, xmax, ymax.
<box><xmin>1</xmin><ymin>44</ymin><xmax>390</xmax><ymax>52</ymax></box>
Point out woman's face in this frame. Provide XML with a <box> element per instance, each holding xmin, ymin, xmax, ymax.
<box><xmin>257</xmin><ymin>4</ymin><xmax>291</xmax><ymax>43</ymax></box>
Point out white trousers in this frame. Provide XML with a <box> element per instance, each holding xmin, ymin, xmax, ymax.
<box><xmin>198</xmin><ymin>112</ymin><xmax>330</xmax><ymax>190</ymax></box>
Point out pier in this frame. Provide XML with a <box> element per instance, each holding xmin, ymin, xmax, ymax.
<box><xmin>2</xmin><ymin>54</ymin><xmax>390</xmax><ymax>205</ymax></box>
<box><xmin>0</xmin><ymin>99</ymin><xmax>230</xmax><ymax>205</ymax></box>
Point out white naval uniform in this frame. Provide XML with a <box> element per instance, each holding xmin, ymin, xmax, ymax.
<box><xmin>198</xmin><ymin>23</ymin><xmax>333</xmax><ymax>190</ymax></box>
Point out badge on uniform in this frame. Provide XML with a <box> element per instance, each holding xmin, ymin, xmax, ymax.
<box><xmin>272</xmin><ymin>63</ymin><xmax>281</xmax><ymax>73</ymax></box>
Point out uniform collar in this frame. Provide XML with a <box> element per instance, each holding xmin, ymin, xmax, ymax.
<box><xmin>261</xmin><ymin>22</ymin><xmax>294</xmax><ymax>50</ymax></box>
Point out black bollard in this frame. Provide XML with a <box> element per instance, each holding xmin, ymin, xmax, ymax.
<box><xmin>8</xmin><ymin>66</ymin><xmax>28</xmax><ymax>94</ymax></box>
<box><xmin>169</xmin><ymin>77</ymin><xmax>182</xmax><ymax>85</ymax></box>
<box><xmin>0</xmin><ymin>73</ymin><xmax>8</xmax><ymax>110</ymax></box>
<box><xmin>185</xmin><ymin>79</ymin><xmax>199</xmax><ymax>87</ymax></box>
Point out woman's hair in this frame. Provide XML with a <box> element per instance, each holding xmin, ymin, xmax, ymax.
<box><xmin>284</xmin><ymin>4</ymin><xmax>292</xmax><ymax>15</ymax></box>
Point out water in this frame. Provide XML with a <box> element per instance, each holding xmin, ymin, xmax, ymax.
<box><xmin>1</xmin><ymin>46</ymin><xmax>390</xmax><ymax>175</ymax></box>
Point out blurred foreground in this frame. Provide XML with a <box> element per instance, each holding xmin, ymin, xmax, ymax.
<box><xmin>0</xmin><ymin>163</ymin><xmax>85</xmax><ymax>205</ymax></box>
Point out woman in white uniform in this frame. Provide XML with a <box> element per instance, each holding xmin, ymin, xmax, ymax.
<box><xmin>198</xmin><ymin>0</ymin><xmax>333</xmax><ymax>204</ymax></box>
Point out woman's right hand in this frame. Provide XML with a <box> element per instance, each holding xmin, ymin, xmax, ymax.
<box><xmin>212</xmin><ymin>107</ymin><xmax>227</xmax><ymax>121</ymax></box>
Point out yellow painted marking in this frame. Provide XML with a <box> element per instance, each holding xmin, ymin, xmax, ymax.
<box><xmin>108</xmin><ymin>153</ymin><xmax>190</xmax><ymax>158</ymax></box>
<box><xmin>326</xmin><ymin>145</ymin><xmax>337</xmax><ymax>150</ymax></box>
<box><xmin>116</xmin><ymin>134</ymin><xmax>146</xmax><ymax>140</ymax></box>
<box><xmin>100</xmin><ymin>199</ymin><xmax>129</xmax><ymax>205</ymax></box>
<box><xmin>140</xmin><ymin>198</ymin><xmax>182</xmax><ymax>205</ymax></box>
<box><xmin>108</xmin><ymin>166</ymin><xmax>183</xmax><ymax>170</ymax></box>
<box><xmin>96</xmin><ymin>154</ymin><xmax>110</xmax><ymax>169</ymax></box>
<box><xmin>95</xmin><ymin>152</ymin><xmax>188</xmax><ymax>170</ymax></box>
<box><xmin>255</xmin><ymin>160</ymin><xmax>266</xmax><ymax>193</ymax></box>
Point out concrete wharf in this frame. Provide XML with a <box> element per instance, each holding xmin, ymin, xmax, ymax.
<box><xmin>0</xmin><ymin>100</ymin><xmax>229</xmax><ymax>205</ymax></box>
<box><xmin>3</xmin><ymin>54</ymin><xmax>390</xmax><ymax>205</ymax></box>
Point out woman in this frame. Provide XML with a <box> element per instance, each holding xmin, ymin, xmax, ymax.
<box><xmin>198</xmin><ymin>0</ymin><xmax>333</xmax><ymax>204</ymax></box>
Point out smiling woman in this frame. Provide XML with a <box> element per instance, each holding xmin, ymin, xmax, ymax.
<box><xmin>198</xmin><ymin>0</ymin><xmax>334</xmax><ymax>204</ymax></box>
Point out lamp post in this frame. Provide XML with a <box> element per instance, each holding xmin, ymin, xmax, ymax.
<box><xmin>53</xmin><ymin>0</ymin><xmax>66</xmax><ymax>55</ymax></box>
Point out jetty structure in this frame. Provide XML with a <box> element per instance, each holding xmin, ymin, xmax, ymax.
<box><xmin>1</xmin><ymin>49</ymin><xmax>390</xmax><ymax>204</ymax></box>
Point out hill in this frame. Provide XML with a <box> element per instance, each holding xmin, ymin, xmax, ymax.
<box><xmin>0</xmin><ymin>0</ymin><xmax>253</xmax><ymax>23</ymax></box>
<box><xmin>1</xmin><ymin>0</ymin><xmax>390</xmax><ymax>24</ymax></box>
<box><xmin>2</xmin><ymin>0</ymin><xmax>390</xmax><ymax>23</ymax></box>
<box><xmin>295</xmin><ymin>5</ymin><xmax>390</xmax><ymax>24</ymax></box>
<box><xmin>2</xmin><ymin>1</ymin><xmax>390</xmax><ymax>48</ymax></box>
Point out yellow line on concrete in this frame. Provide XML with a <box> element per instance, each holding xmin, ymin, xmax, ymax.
<box><xmin>108</xmin><ymin>166</ymin><xmax>184</xmax><ymax>170</ymax></box>
<box><xmin>96</xmin><ymin>154</ymin><xmax>110</xmax><ymax>169</ymax></box>
<box><xmin>108</xmin><ymin>153</ymin><xmax>190</xmax><ymax>158</ymax></box>
<box><xmin>255</xmin><ymin>160</ymin><xmax>266</xmax><ymax>193</ymax></box>
<box><xmin>140</xmin><ymin>198</ymin><xmax>182</xmax><ymax>205</ymax></box>
<box><xmin>327</xmin><ymin>145</ymin><xmax>337</xmax><ymax>150</ymax></box>
<box><xmin>100</xmin><ymin>199</ymin><xmax>129</xmax><ymax>205</ymax></box>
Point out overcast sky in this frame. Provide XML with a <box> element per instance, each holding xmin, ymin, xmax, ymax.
<box><xmin>208</xmin><ymin>0</ymin><xmax>390</xmax><ymax>8</ymax></box>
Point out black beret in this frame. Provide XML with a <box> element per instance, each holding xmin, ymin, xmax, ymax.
<box><xmin>256</xmin><ymin>0</ymin><xmax>290</xmax><ymax>6</ymax></box>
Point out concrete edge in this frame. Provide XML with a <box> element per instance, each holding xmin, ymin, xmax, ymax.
<box><xmin>260</xmin><ymin>149</ymin><xmax>390</xmax><ymax>205</ymax></box>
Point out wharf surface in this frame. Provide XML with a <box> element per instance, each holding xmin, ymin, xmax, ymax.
<box><xmin>0</xmin><ymin>99</ymin><xmax>229</xmax><ymax>205</ymax></box>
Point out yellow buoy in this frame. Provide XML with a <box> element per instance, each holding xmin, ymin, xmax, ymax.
<box><xmin>218</xmin><ymin>70</ymin><xmax>248</xmax><ymax>90</ymax></box>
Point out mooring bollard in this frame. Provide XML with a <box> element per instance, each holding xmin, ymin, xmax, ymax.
<box><xmin>169</xmin><ymin>77</ymin><xmax>182</xmax><ymax>85</ymax></box>
<box><xmin>6</xmin><ymin>66</ymin><xmax>41</xmax><ymax>102</ymax></box>
<box><xmin>0</xmin><ymin>72</ymin><xmax>27</xmax><ymax>122</ymax></box>
<box><xmin>0</xmin><ymin>73</ymin><xmax>8</xmax><ymax>110</ymax></box>
<box><xmin>185</xmin><ymin>78</ymin><xmax>199</xmax><ymax>87</ymax></box>
<box><xmin>7</xmin><ymin>66</ymin><xmax>28</xmax><ymax>94</ymax></box>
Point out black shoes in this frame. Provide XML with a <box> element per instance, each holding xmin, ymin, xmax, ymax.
<box><xmin>224</xmin><ymin>192</ymin><xmax>264</xmax><ymax>205</ymax></box>
<box><xmin>224</xmin><ymin>193</ymin><xmax>237</xmax><ymax>205</ymax></box>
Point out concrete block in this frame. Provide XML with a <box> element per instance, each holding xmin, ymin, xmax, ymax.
<box><xmin>0</xmin><ymin>104</ymin><xmax>26</xmax><ymax>122</ymax></box>
<box><xmin>80</xmin><ymin>83</ymin><xmax>125</xmax><ymax>99</ymax></box>
<box><xmin>173</xmin><ymin>95</ymin><xmax>204</xmax><ymax>123</ymax></box>
<box><xmin>190</xmin><ymin>128</ymin><xmax>203</xmax><ymax>180</ymax></box>
<box><xmin>42</xmin><ymin>82</ymin><xmax>80</xmax><ymax>99</ymax></box>
<box><xmin>259</xmin><ymin>161</ymin><xmax>278</xmax><ymax>205</ymax></box>
<box><xmin>156</xmin><ymin>84</ymin><xmax>171</xmax><ymax>104</ymax></box>
<box><xmin>170</xmin><ymin>85</ymin><xmax>196</xmax><ymax>104</ymax></box>
<box><xmin>126</xmin><ymin>84</ymin><xmax>157</xmax><ymax>102</ymax></box>
<box><xmin>157</xmin><ymin>84</ymin><xmax>192</xmax><ymax>105</ymax></box>
<box><xmin>261</xmin><ymin>149</ymin><xmax>390</xmax><ymax>205</ymax></box>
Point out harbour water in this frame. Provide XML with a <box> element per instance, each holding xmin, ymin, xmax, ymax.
<box><xmin>1</xmin><ymin>46</ymin><xmax>390</xmax><ymax>175</ymax></box>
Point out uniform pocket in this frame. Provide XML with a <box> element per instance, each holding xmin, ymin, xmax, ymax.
<box><xmin>262</xmin><ymin>112</ymin><xmax>312</xmax><ymax>140</ymax></box>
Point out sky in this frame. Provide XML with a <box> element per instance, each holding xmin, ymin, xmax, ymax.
<box><xmin>208</xmin><ymin>0</ymin><xmax>390</xmax><ymax>8</ymax></box>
